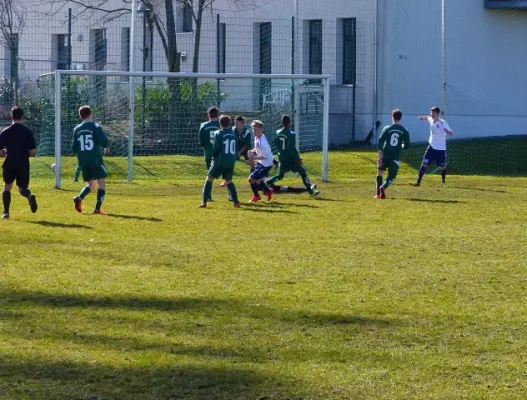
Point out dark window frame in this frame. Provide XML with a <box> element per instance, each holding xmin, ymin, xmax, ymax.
<box><xmin>342</xmin><ymin>18</ymin><xmax>357</xmax><ymax>85</ymax></box>
<box><xmin>308</xmin><ymin>19</ymin><xmax>323</xmax><ymax>77</ymax></box>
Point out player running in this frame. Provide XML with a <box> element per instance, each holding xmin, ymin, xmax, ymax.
<box><xmin>266</xmin><ymin>114</ymin><xmax>319</xmax><ymax>197</ymax></box>
<box><xmin>375</xmin><ymin>109</ymin><xmax>410</xmax><ymax>199</ymax></box>
<box><xmin>199</xmin><ymin>115</ymin><xmax>240</xmax><ymax>208</ymax></box>
<box><xmin>0</xmin><ymin>106</ymin><xmax>38</xmax><ymax>219</ymax></box>
<box><xmin>412</xmin><ymin>106</ymin><xmax>454</xmax><ymax>186</ymax></box>
<box><xmin>246</xmin><ymin>120</ymin><xmax>274</xmax><ymax>203</ymax></box>
<box><xmin>72</xmin><ymin>105</ymin><xmax>110</xmax><ymax>214</ymax></box>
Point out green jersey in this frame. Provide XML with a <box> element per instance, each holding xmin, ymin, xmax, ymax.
<box><xmin>212</xmin><ymin>128</ymin><xmax>237</xmax><ymax>169</ymax></box>
<box><xmin>199</xmin><ymin>120</ymin><xmax>220</xmax><ymax>159</ymax></box>
<box><xmin>377</xmin><ymin>124</ymin><xmax>410</xmax><ymax>160</ymax></box>
<box><xmin>72</xmin><ymin>121</ymin><xmax>108</xmax><ymax>167</ymax></box>
<box><xmin>274</xmin><ymin>128</ymin><xmax>300</xmax><ymax>164</ymax></box>
<box><xmin>233</xmin><ymin>126</ymin><xmax>251</xmax><ymax>154</ymax></box>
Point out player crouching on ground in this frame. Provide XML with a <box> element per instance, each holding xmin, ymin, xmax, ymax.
<box><xmin>0</xmin><ymin>106</ymin><xmax>38</xmax><ymax>219</ymax></box>
<box><xmin>375</xmin><ymin>109</ymin><xmax>410</xmax><ymax>199</ymax></box>
<box><xmin>72</xmin><ymin>105</ymin><xmax>110</xmax><ymax>214</ymax></box>
<box><xmin>199</xmin><ymin>115</ymin><xmax>240</xmax><ymax>208</ymax></box>
<box><xmin>246</xmin><ymin>120</ymin><xmax>274</xmax><ymax>203</ymax></box>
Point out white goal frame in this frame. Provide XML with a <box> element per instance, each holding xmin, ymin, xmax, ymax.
<box><xmin>49</xmin><ymin>70</ymin><xmax>330</xmax><ymax>188</ymax></box>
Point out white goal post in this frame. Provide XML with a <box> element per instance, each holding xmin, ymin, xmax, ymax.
<box><xmin>44</xmin><ymin>70</ymin><xmax>330</xmax><ymax>188</ymax></box>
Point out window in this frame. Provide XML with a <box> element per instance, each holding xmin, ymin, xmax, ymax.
<box><xmin>342</xmin><ymin>18</ymin><xmax>357</xmax><ymax>85</ymax></box>
<box><xmin>259</xmin><ymin>22</ymin><xmax>272</xmax><ymax>75</ymax></box>
<box><xmin>258</xmin><ymin>22</ymin><xmax>272</xmax><ymax>106</ymax></box>
<box><xmin>309</xmin><ymin>20</ymin><xmax>322</xmax><ymax>76</ymax></box>
<box><xmin>218</xmin><ymin>23</ymin><xmax>226</xmax><ymax>73</ymax></box>
<box><xmin>56</xmin><ymin>34</ymin><xmax>70</xmax><ymax>70</ymax></box>
<box><xmin>121</xmin><ymin>28</ymin><xmax>130</xmax><ymax>71</ymax></box>
<box><xmin>90</xmin><ymin>29</ymin><xmax>107</xmax><ymax>70</ymax></box>
<box><xmin>145</xmin><ymin>22</ymin><xmax>153</xmax><ymax>72</ymax></box>
<box><xmin>183</xmin><ymin>1</ymin><xmax>193</xmax><ymax>32</ymax></box>
<box><xmin>484</xmin><ymin>0</ymin><xmax>527</xmax><ymax>9</ymax></box>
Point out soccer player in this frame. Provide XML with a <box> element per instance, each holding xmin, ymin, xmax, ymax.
<box><xmin>234</xmin><ymin>116</ymin><xmax>252</xmax><ymax>162</ymax></box>
<box><xmin>375</xmin><ymin>109</ymin><xmax>410</xmax><ymax>199</ymax></box>
<box><xmin>0</xmin><ymin>106</ymin><xmax>38</xmax><ymax>219</ymax></box>
<box><xmin>72</xmin><ymin>105</ymin><xmax>110</xmax><ymax>214</ymax></box>
<box><xmin>412</xmin><ymin>106</ymin><xmax>454</xmax><ymax>186</ymax></box>
<box><xmin>198</xmin><ymin>107</ymin><xmax>220</xmax><ymax>171</ymax></box>
<box><xmin>199</xmin><ymin>115</ymin><xmax>240</xmax><ymax>208</ymax></box>
<box><xmin>266</xmin><ymin>114</ymin><xmax>319</xmax><ymax>197</ymax></box>
<box><xmin>198</xmin><ymin>107</ymin><xmax>220</xmax><ymax>201</ymax></box>
<box><xmin>246</xmin><ymin>120</ymin><xmax>274</xmax><ymax>203</ymax></box>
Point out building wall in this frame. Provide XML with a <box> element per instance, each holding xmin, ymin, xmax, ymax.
<box><xmin>377</xmin><ymin>0</ymin><xmax>527</xmax><ymax>141</ymax></box>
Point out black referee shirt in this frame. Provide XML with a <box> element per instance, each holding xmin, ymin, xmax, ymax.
<box><xmin>0</xmin><ymin>123</ymin><xmax>37</xmax><ymax>167</ymax></box>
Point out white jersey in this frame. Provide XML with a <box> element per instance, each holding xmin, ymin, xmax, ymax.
<box><xmin>254</xmin><ymin>135</ymin><xmax>274</xmax><ymax>167</ymax></box>
<box><xmin>427</xmin><ymin>117</ymin><xmax>452</xmax><ymax>151</ymax></box>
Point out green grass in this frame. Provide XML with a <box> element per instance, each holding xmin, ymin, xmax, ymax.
<box><xmin>1</xmin><ymin>151</ymin><xmax>527</xmax><ymax>399</ymax></box>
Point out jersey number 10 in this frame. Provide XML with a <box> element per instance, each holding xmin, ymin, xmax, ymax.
<box><xmin>78</xmin><ymin>134</ymin><xmax>94</xmax><ymax>151</ymax></box>
<box><xmin>223</xmin><ymin>139</ymin><xmax>236</xmax><ymax>155</ymax></box>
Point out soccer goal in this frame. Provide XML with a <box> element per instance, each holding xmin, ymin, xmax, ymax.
<box><xmin>36</xmin><ymin>70</ymin><xmax>330</xmax><ymax>188</ymax></box>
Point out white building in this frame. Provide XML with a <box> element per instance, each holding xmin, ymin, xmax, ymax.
<box><xmin>2</xmin><ymin>0</ymin><xmax>526</xmax><ymax>144</ymax></box>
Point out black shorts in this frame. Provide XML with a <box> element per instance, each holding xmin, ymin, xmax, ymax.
<box><xmin>3</xmin><ymin>163</ymin><xmax>30</xmax><ymax>188</ymax></box>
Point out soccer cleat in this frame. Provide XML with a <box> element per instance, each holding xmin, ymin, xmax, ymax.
<box><xmin>374</xmin><ymin>194</ymin><xmax>382</xmax><ymax>199</ymax></box>
<box><xmin>1</xmin><ymin>213</ymin><xmax>9</xmax><ymax>219</ymax></box>
<box><xmin>73</xmin><ymin>197</ymin><xmax>82</xmax><ymax>213</ymax></box>
<box><xmin>93</xmin><ymin>209</ymin><xmax>105</xmax><ymax>215</ymax></box>
<box><xmin>233</xmin><ymin>202</ymin><xmax>241</xmax><ymax>208</ymax></box>
<box><xmin>380</xmin><ymin>187</ymin><xmax>386</xmax><ymax>199</ymax></box>
<box><xmin>442</xmin><ymin>182</ymin><xmax>447</xmax><ymax>187</ymax></box>
<box><xmin>198</xmin><ymin>202</ymin><xmax>207</xmax><ymax>208</ymax></box>
<box><xmin>410</xmin><ymin>182</ymin><xmax>420</xmax><ymax>187</ymax></box>
<box><xmin>248</xmin><ymin>195</ymin><xmax>261</xmax><ymax>203</ymax></box>
<box><xmin>29</xmin><ymin>195</ymin><xmax>38</xmax><ymax>213</ymax></box>
<box><xmin>266</xmin><ymin>187</ymin><xmax>274</xmax><ymax>201</ymax></box>
<box><xmin>310</xmin><ymin>189</ymin><xmax>320</xmax><ymax>197</ymax></box>
<box><xmin>219</xmin><ymin>181</ymin><xmax>228</xmax><ymax>188</ymax></box>
<box><xmin>310</xmin><ymin>183</ymin><xmax>318</xmax><ymax>191</ymax></box>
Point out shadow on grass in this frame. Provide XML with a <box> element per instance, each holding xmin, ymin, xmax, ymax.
<box><xmin>270</xmin><ymin>201</ymin><xmax>318</xmax><ymax>209</ymax></box>
<box><xmin>447</xmin><ymin>186</ymin><xmax>507</xmax><ymax>194</ymax></box>
<box><xmin>2</xmin><ymin>289</ymin><xmax>398</xmax><ymax>397</ymax></box>
<box><xmin>28</xmin><ymin>220</ymin><xmax>93</xmax><ymax>229</ymax></box>
<box><xmin>405</xmin><ymin>198</ymin><xmax>468</xmax><ymax>204</ymax></box>
<box><xmin>241</xmin><ymin>207</ymin><xmax>298</xmax><ymax>214</ymax></box>
<box><xmin>0</xmin><ymin>357</ymin><xmax>274</xmax><ymax>400</ymax></box>
<box><xmin>104</xmin><ymin>213</ymin><xmax>162</xmax><ymax>222</ymax></box>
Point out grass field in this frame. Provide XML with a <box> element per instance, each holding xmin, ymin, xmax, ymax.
<box><xmin>1</xmin><ymin>151</ymin><xmax>526</xmax><ymax>399</ymax></box>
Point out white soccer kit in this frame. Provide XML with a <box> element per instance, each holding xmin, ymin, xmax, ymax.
<box><xmin>427</xmin><ymin>117</ymin><xmax>452</xmax><ymax>150</ymax></box>
<box><xmin>254</xmin><ymin>135</ymin><xmax>274</xmax><ymax>167</ymax></box>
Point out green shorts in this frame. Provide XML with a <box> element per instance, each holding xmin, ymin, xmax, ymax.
<box><xmin>208</xmin><ymin>164</ymin><xmax>234</xmax><ymax>181</ymax></box>
<box><xmin>81</xmin><ymin>164</ymin><xmax>108</xmax><ymax>182</ymax></box>
<box><xmin>278</xmin><ymin>161</ymin><xmax>306</xmax><ymax>176</ymax></box>
<box><xmin>378</xmin><ymin>158</ymin><xmax>400</xmax><ymax>181</ymax></box>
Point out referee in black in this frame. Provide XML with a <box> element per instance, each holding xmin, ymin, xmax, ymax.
<box><xmin>0</xmin><ymin>106</ymin><xmax>38</xmax><ymax>219</ymax></box>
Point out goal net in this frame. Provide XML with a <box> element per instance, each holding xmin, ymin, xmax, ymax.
<box><xmin>36</xmin><ymin>71</ymin><xmax>330</xmax><ymax>188</ymax></box>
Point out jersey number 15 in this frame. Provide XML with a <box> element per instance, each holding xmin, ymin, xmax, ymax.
<box><xmin>78</xmin><ymin>134</ymin><xmax>94</xmax><ymax>151</ymax></box>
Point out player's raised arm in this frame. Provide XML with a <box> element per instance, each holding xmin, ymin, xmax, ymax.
<box><xmin>442</xmin><ymin>121</ymin><xmax>454</xmax><ymax>136</ymax></box>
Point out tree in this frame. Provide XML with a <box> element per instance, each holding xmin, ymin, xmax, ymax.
<box><xmin>0</xmin><ymin>0</ymin><xmax>25</xmax><ymax>105</ymax></box>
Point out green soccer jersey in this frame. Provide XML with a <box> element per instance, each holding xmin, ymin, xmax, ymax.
<box><xmin>72</xmin><ymin>121</ymin><xmax>109</xmax><ymax>167</ymax></box>
<box><xmin>199</xmin><ymin>120</ymin><xmax>220</xmax><ymax>159</ymax></box>
<box><xmin>274</xmin><ymin>128</ymin><xmax>300</xmax><ymax>164</ymax></box>
<box><xmin>233</xmin><ymin>126</ymin><xmax>251</xmax><ymax>154</ymax></box>
<box><xmin>377</xmin><ymin>124</ymin><xmax>410</xmax><ymax>160</ymax></box>
<box><xmin>212</xmin><ymin>128</ymin><xmax>238</xmax><ymax>169</ymax></box>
